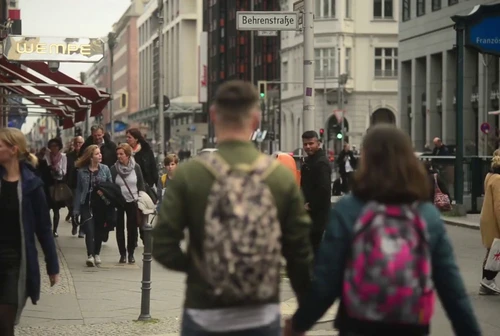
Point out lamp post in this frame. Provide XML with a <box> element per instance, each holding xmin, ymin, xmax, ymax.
<box><xmin>107</xmin><ymin>32</ymin><xmax>117</xmax><ymax>140</ymax></box>
<box><xmin>157</xmin><ymin>0</ymin><xmax>165</xmax><ymax>163</ymax></box>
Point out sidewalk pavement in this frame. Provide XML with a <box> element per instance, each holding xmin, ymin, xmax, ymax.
<box><xmin>16</xmin><ymin>208</ymin><xmax>338</xmax><ymax>336</ymax></box>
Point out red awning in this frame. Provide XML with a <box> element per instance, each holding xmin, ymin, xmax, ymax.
<box><xmin>0</xmin><ymin>57</ymin><xmax>110</xmax><ymax>129</ymax></box>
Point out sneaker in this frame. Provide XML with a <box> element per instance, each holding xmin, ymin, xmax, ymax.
<box><xmin>479</xmin><ymin>285</ymin><xmax>500</xmax><ymax>295</ymax></box>
<box><xmin>128</xmin><ymin>255</ymin><xmax>135</xmax><ymax>264</ymax></box>
<box><xmin>480</xmin><ymin>278</ymin><xmax>500</xmax><ymax>294</ymax></box>
<box><xmin>78</xmin><ymin>232</ymin><xmax>85</xmax><ymax>238</ymax></box>
<box><xmin>71</xmin><ymin>225</ymin><xmax>78</xmax><ymax>236</ymax></box>
<box><xmin>94</xmin><ymin>255</ymin><xmax>102</xmax><ymax>265</ymax></box>
<box><xmin>86</xmin><ymin>256</ymin><xmax>95</xmax><ymax>267</ymax></box>
<box><xmin>119</xmin><ymin>255</ymin><xmax>126</xmax><ymax>264</ymax></box>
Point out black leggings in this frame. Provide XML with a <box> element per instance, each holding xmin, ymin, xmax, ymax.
<box><xmin>0</xmin><ymin>305</ymin><xmax>16</xmax><ymax>336</ymax></box>
<box><xmin>52</xmin><ymin>207</ymin><xmax>60</xmax><ymax>233</ymax></box>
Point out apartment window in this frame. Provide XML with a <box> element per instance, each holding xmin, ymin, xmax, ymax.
<box><xmin>120</xmin><ymin>93</ymin><xmax>128</xmax><ymax>109</ymax></box>
<box><xmin>373</xmin><ymin>0</ymin><xmax>393</xmax><ymax>19</ymax></box>
<box><xmin>448</xmin><ymin>0</ymin><xmax>458</xmax><ymax>5</ymax></box>
<box><xmin>345</xmin><ymin>48</ymin><xmax>351</xmax><ymax>76</ymax></box>
<box><xmin>417</xmin><ymin>0</ymin><xmax>425</xmax><ymax>16</ymax></box>
<box><xmin>374</xmin><ymin>48</ymin><xmax>398</xmax><ymax>78</ymax></box>
<box><xmin>402</xmin><ymin>0</ymin><xmax>411</xmax><ymax>21</ymax></box>
<box><xmin>283</xmin><ymin>61</ymin><xmax>289</xmax><ymax>90</ymax></box>
<box><xmin>315</xmin><ymin>48</ymin><xmax>337</xmax><ymax>78</ymax></box>
<box><xmin>314</xmin><ymin>0</ymin><xmax>336</xmax><ymax>19</ymax></box>
<box><xmin>432</xmin><ymin>0</ymin><xmax>441</xmax><ymax>11</ymax></box>
<box><xmin>345</xmin><ymin>0</ymin><xmax>352</xmax><ymax>18</ymax></box>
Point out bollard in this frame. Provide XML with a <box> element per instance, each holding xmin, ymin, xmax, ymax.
<box><xmin>138</xmin><ymin>217</ymin><xmax>153</xmax><ymax>321</ymax></box>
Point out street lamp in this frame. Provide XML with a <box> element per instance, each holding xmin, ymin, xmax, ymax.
<box><xmin>107</xmin><ymin>32</ymin><xmax>117</xmax><ymax>140</ymax></box>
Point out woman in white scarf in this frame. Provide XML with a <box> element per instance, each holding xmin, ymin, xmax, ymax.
<box><xmin>110</xmin><ymin>143</ymin><xmax>146</xmax><ymax>264</ymax></box>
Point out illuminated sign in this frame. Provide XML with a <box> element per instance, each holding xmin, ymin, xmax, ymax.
<box><xmin>3</xmin><ymin>36</ymin><xmax>105</xmax><ymax>63</ymax></box>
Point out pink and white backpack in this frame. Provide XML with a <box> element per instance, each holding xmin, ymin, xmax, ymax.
<box><xmin>342</xmin><ymin>202</ymin><xmax>435</xmax><ymax>325</ymax></box>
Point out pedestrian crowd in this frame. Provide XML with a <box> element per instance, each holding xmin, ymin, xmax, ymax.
<box><xmin>0</xmin><ymin>79</ymin><xmax>486</xmax><ymax>336</ymax></box>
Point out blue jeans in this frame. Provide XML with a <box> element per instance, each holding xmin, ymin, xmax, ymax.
<box><xmin>181</xmin><ymin>310</ymin><xmax>281</xmax><ymax>336</ymax></box>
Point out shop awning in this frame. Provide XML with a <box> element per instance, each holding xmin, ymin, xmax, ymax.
<box><xmin>0</xmin><ymin>57</ymin><xmax>110</xmax><ymax>129</ymax></box>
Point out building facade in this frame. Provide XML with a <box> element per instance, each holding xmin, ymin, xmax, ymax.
<box><xmin>280</xmin><ymin>0</ymin><xmax>399</xmax><ymax>152</ymax></box>
<box><xmin>111</xmin><ymin>1</ymin><xmax>143</xmax><ymax>128</ymax></box>
<box><xmin>204</xmin><ymin>0</ymin><xmax>281</xmax><ymax>150</ymax></box>
<box><xmin>133</xmin><ymin>0</ymin><xmax>205</xmax><ymax>153</ymax></box>
<box><xmin>84</xmin><ymin>49</ymin><xmax>110</xmax><ymax>124</ymax></box>
<box><xmin>399</xmin><ymin>0</ymin><xmax>500</xmax><ymax>155</ymax></box>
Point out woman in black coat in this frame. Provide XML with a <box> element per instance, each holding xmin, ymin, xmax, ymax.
<box><xmin>125</xmin><ymin>128</ymin><xmax>158</xmax><ymax>188</ymax></box>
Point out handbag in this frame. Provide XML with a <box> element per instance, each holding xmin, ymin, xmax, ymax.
<box><xmin>433</xmin><ymin>174</ymin><xmax>451</xmax><ymax>211</ymax></box>
<box><xmin>49</xmin><ymin>181</ymin><xmax>73</xmax><ymax>203</ymax></box>
<box><xmin>117</xmin><ymin>170</ymin><xmax>145</xmax><ymax>227</ymax></box>
<box><xmin>485</xmin><ymin>238</ymin><xmax>500</xmax><ymax>272</ymax></box>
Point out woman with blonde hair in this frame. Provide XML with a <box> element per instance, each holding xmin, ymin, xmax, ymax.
<box><xmin>0</xmin><ymin>127</ymin><xmax>59</xmax><ymax>335</ymax></box>
<box><xmin>110</xmin><ymin>143</ymin><xmax>146</xmax><ymax>264</ymax></box>
<box><xmin>479</xmin><ymin>152</ymin><xmax>500</xmax><ymax>294</ymax></box>
<box><xmin>73</xmin><ymin>145</ymin><xmax>112</xmax><ymax>267</ymax></box>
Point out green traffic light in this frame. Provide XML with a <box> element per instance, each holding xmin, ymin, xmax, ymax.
<box><xmin>260</xmin><ymin>93</ymin><xmax>265</xmax><ymax>98</ymax></box>
<box><xmin>336</xmin><ymin>133</ymin><xmax>343</xmax><ymax>139</ymax></box>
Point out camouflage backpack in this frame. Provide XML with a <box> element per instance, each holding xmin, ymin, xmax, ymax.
<box><xmin>194</xmin><ymin>152</ymin><xmax>282</xmax><ymax>304</ymax></box>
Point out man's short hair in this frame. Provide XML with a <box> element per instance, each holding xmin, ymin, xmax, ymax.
<box><xmin>301</xmin><ymin>130</ymin><xmax>319</xmax><ymax>139</ymax></box>
<box><xmin>213</xmin><ymin>80</ymin><xmax>259</xmax><ymax>125</ymax></box>
<box><xmin>164</xmin><ymin>154</ymin><xmax>179</xmax><ymax>165</ymax></box>
<box><xmin>91</xmin><ymin>125</ymin><xmax>105</xmax><ymax>133</ymax></box>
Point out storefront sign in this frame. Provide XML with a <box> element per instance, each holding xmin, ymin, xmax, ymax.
<box><xmin>3</xmin><ymin>36</ymin><xmax>104</xmax><ymax>62</ymax></box>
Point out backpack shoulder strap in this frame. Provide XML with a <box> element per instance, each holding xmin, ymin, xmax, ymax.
<box><xmin>194</xmin><ymin>152</ymin><xmax>230</xmax><ymax>180</ymax></box>
<box><xmin>250</xmin><ymin>154</ymin><xmax>280</xmax><ymax>180</ymax></box>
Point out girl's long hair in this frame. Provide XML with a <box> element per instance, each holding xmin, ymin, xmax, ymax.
<box><xmin>0</xmin><ymin>127</ymin><xmax>38</xmax><ymax>167</ymax></box>
<box><xmin>75</xmin><ymin>145</ymin><xmax>98</xmax><ymax>168</ymax></box>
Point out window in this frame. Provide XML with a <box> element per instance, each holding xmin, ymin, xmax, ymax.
<box><xmin>373</xmin><ymin>0</ymin><xmax>393</xmax><ymax>19</ymax></box>
<box><xmin>345</xmin><ymin>48</ymin><xmax>351</xmax><ymax>76</ymax></box>
<box><xmin>120</xmin><ymin>93</ymin><xmax>128</xmax><ymax>109</ymax></box>
<box><xmin>315</xmin><ymin>48</ymin><xmax>337</xmax><ymax>78</ymax></box>
<box><xmin>314</xmin><ymin>0</ymin><xmax>336</xmax><ymax>18</ymax></box>
<box><xmin>402</xmin><ymin>0</ymin><xmax>411</xmax><ymax>21</ymax></box>
<box><xmin>448</xmin><ymin>0</ymin><xmax>458</xmax><ymax>5</ymax></box>
<box><xmin>432</xmin><ymin>0</ymin><xmax>441</xmax><ymax>11</ymax></box>
<box><xmin>417</xmin><ymin>0</ymin><xmax>425</xmax><ymax>16</ymax></box>
<box><xmin>345</xmin><ymin>0</ymin><xmax>352</xmax><ymax>18</ymax></box>
<box><xmin>283</xmin><ymin>61</ymin><xmax>289</xmax><ymax>90</ymax></box>
<box><xmin>374</xmin><ymin>48</ymin><xmax>398</xmax><ymax>78</ymax></box>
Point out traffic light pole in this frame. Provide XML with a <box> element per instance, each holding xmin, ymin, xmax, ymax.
<box><xmin>157</xmin><ymin>0</ymin><xmax>165</xmax><ymax>162</ymax></box>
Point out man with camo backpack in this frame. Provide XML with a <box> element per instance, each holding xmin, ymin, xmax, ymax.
<box><xmin>153</xmin><ymin>80</ymin><xmax>313</xmax><ymax>336</ymax></box>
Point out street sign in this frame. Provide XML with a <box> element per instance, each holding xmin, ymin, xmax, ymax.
<box><xmin>481</xmin><ymin>122</ymin><xmax>491</xmax><ymax>134</ymax></box>
<box><xmin>236</xmin><ymin>11</ymin><xmax>299</xmax><ymax>31</ymax></box>
<box><xmin>293</xmin><ymin>0</ymin><xmax>304</xmax><ymax>26</ymax></box>
<box><xmin>257</xmin><ymin>31</ymin><xmax>278</xmax><ymax>37</ymax></box>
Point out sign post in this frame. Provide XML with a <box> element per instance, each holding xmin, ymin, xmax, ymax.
<box><xmin>452</xmin><ymin>3</ymin><xmax>500</xmax><ymax>208</ymax></box>
<box><xmin>237</xmin><ymin>5</ymin><xmax>315</xmax><ymax>132</ymax></box>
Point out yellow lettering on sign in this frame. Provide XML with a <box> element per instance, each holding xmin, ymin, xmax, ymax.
<box><xmin>49</xmin><ymin>44</ymin><xmax>66</xmax><ymax>54</ymax></box>
<box><xmin>14</xmin><ymin>42</ymin><xmax>93</xmax><ymax>55</ymax></box>
<box><xmin>80</xmin><ymin>44</ymin><xmax>91</xmax><ymax>56</ymax></box>
<box><xmin>35</xmin><ymin>44</ymin><xmax>47</xmax><ymax>53</ymax></box>
<box><xmin>16</xmin><ymin>43</ymin><xmax>34</xmax><ymax>54</ymax></box>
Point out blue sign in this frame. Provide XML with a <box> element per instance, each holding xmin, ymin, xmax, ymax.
<box><xmin>106</xmin><ymin>120</ymin><xmax>129</xmax><ymax>133</ymax></box>
<box><xmin>468</xmin><ymin>17</ymin><xmax>500</xmax><ymax>55</ymax></box>
<box><xmin>454</xmin><ymin>4</ymin><xmax>500</xmax><ymax>57</ymax></box>
<box><xmin>7</xmin><ymin>96</ymin><xmax>27</xmax><ymax>129</ymax></box>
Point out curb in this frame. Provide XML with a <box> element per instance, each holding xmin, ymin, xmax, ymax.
<box><xmin>442</xmin><ymin>218</ymin><xmax>480</xmax><ymax>230</ymax></box>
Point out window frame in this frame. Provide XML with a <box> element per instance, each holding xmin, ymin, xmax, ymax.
<box><xmin>314</xmin><ymin>0</ymin><xmax>336</xmax><ymax>19</ymax></box>
<box><xmin>432</xmin><ymin>0</ymin><xmax>441</xmax><ymax>11</ymax></box>
<box><xmin>373</xmin><ymin>0</ymin><xmax>394</xmax><ymax>19</ymax></box>
<box><xmin>416</xmin><ymin>0</ymin><xmax>426</xmax><ymax>17</ymax></box>
<box><xmin>374</xmin><ymin>47</ymin><xmax>398</xmax><ymax>78</ymax></box>
<box><xmin>314</xmin><ymin>48</ymin><xmax>337</xmax><ymax>79</ymax></box>
<box><xmin>402</xmin><ymin>0</ymin><xmax>411</xmax><ymax>22</ymax></box>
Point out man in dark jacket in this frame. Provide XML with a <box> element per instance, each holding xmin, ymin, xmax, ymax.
<box><xmin>67</xmin><ymin>136</ymin><xmax>84</xmax><ymax>236</ymax></box>
<box><xmin>337</xmin><ymin>143</ymin><xmax>357</xmax><ymax>193</ymax></box>
<box><xmin>79</xmin><ymin>125</ymin><xmax>117</xmax><ymax>167</ymax></box>
<box><xmin>300</xmin><ymin>130</ymin><xmax>332</xmax><ymax>259</ymax></box>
